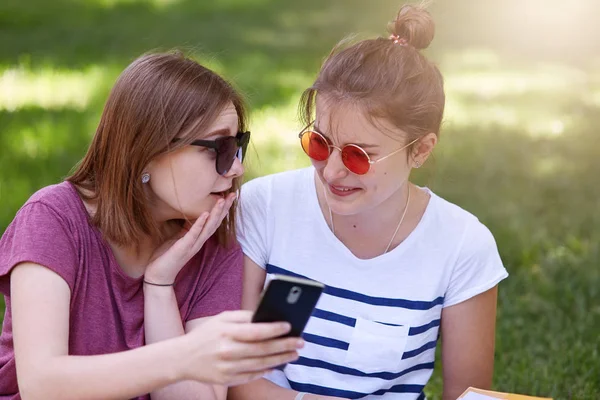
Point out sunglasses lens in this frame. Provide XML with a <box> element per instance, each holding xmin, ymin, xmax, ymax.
<box><xmin>301</xmin><ymin>131</ymin><xmax>330</xmax><ymax>161</ymax></box>
<box><xmin>239</xmin><ymin>131</ymin><xmax>250</xmax><ymax>159</ymax></box>
<box><xmin>342</xmin><ymin>145</ymin><xmax>370</xmax><ymax>175</ymax></box>
<box><xmin>216</xmin><ymin>137</ymin><xmax>238</xmax><ymax>175</ymax></box>
<box><xmin>235</xmin><ymin>133</ymin><xmax>250</xmax><ymax>163</ymax></box>
<box><xmin>216</xmin><ymin>132</ymin><xmax>251</xmax><ymax>175</ymax></box>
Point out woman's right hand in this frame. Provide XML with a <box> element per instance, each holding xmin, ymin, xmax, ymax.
<box><xmin>177</xmin><ymin>310</ymin><xmax>302</xmax><ymax>386</ymax></box>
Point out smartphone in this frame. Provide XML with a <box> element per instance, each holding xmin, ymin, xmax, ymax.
<box><xmin>252</xmin><ymin>274</ymin><xmax>325</xmax><ymax>337</ymax></box>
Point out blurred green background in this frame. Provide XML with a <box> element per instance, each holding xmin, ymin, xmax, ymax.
<box><xmin>1</xmin><ymin>0</ymin><xmax>599</xmax><ymax>398</ymax></box>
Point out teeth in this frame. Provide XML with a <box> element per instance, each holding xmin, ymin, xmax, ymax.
<box><xmin>334</xmin><ymin>186</ymin><xmax>353</xmax><ymax>192</ymax></box>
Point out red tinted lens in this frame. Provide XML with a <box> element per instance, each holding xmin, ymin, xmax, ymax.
<box><xmin>342</xmin><ymin>145</ymin><xmax>371</xmax><ymax>175</ymax></box>
<box><xmin>301</xmin><ymin>131</ymin><xmax>330</xmax><ymax>161</ymax></box>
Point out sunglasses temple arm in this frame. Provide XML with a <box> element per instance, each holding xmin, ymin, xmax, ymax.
<box><xmin>373</xmin><ymin>137</ymin><xmax>420</xmax><ymax>163</ymax></box>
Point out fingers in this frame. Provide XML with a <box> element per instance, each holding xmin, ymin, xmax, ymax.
<box><xmin>177</xmin><ymin>193</ymin><xmax>236</xmax><ymax>251</ymax></box>
<box><xmin>229</xmin><ymin>321</ymin><xmax>292</xmax><ymax>342</ymax></box>
<box><xmin>204</xmin><ymin>198</ymin><xmax>228</xmax><ymax>233</ymax></box>
<box><xmin>232</xmin><ymin>350</ymin><xmax>300</xmax><ymax>374</ymax></box>
<box><xmin>178</xmin><ymin>197</ymin><xmax>223</xmax><ymax>245</ymax></box>
<box><xmin>191</xmin><ymin>195</ymin><xmax>234</xmax><ymax>246</ymax></box>
<box><xmin>182</xmin><ymin>212</ymin><xmax>210</xmax><ymax>242</ymax></box>
<box><xmin>209</xmin><ymin>194</ymin><xmax>236</xmax><ymax>232</ymax></box>
<box><xmin>225</xmin><ymin>337</ymin><xmax>304</xmax><ymax>360</ymax></box>
<box><xmin>228</xmin><ymin>369</ymin><xmax>273</xmax><ymax>386</ymax></box>
<box><xmin>219</xmin><ymin>192</ymin><xmax>237</xmax><ymax>221</ymax></box>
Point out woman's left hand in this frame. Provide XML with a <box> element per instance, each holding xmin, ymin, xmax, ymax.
<box><xmin>144</xmin><ymin>192</ymin><xmax>237</xmax><ymax>285</ymax></box>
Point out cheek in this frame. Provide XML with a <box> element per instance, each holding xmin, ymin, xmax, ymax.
<box><xmin>173</xmin><ymin>161</ymin><xmax>219</xmax><ymax>197</ymax></box>
<box><xmin>152</xmin><ymin>154</ymin><xmax>220</xmax><ymax>204</ymax></box>
<box><xmin>373</xmin><ymin>167</ymin><xmax>410</xmax><ymax>195</ymax></box>
<box><xmin>364</xmin><ymin>167</ymin><xmax>400</xmax><ymax>192</ymax></box>
<box><xmin>311</xmin><ymin>159</ymin><xmax>326</xmax><ymax>170</ymax></box>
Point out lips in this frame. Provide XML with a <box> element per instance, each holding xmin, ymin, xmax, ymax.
<box><xmin>210</xmin><ymin>188</ymin><xmax>231</xmax><ymax>197</ymax></box>
<box><xmin>328</xmin><ymin>184</ymin><xmax>361</xmax><ymax>197</ymax></box>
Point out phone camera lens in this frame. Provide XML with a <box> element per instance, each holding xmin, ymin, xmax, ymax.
<box><xmin>287</xmin><ymin>286</ymin><xmax>302</xmax><ymax>304</ymax></box>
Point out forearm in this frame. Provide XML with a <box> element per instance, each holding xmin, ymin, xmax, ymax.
<box><xmin>228</xmin><ymin>379</ymin><xmax>344</xmax><ymax>400</ymax></box>
<box><xmin>228</xmin><ymin>378</ymin><xmax>299</xmax><ymax>400</ymax></box>
<box><xmin>441</xmin><ymin>287</ymin><xmax>498</xmax><ymax>400</ymax></box>
<box><xmin>144</xmin><ymin>285</ymin><xmax>185</xmax><ymax>343</ymax></box>
<box><xmin>19</xmin><ymin>338</ymin><xmax>183</xmax><ymax>400</ymax></box>
<box><xmin>144</xmin><ymin>284</ymin><xmax>218</xmax><ymax>400</ymax></box>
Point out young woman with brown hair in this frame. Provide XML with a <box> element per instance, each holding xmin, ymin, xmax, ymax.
<box><xmin>0</xmin><ymin>52</ymin><xmax>303</xmax><ymax>400</ymax></box>
<box><xmin>233</xmin><ymin>4</ymin><xmax>508</xmax><ymax>400</ymax></box>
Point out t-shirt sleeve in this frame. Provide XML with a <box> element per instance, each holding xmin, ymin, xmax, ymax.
<box><xmin>443</xmin><ymin>219</ymin><xmax>508</xmax><ymax>308</ymax></box>
<box><xmin>236</xmin><ymin>178</ymin><xmax>270</xmax><ymax>269</ymax></box>
<box><xmin>186</xmin><ymin>246</ymin><xmax>244</xmax><ymax>321</ymax></box>
<box><xmin>0</xmin><ymin>202</ymin><xmax>78</xmax><ymax>296</ymax></box>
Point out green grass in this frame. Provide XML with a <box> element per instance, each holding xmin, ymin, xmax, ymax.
<box><xmin>1</xmin><ymin>0</ymin><xmax>599</xmax><ymax>399</ymax></box>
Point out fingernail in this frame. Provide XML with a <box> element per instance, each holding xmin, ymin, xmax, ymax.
<box><xmin>281</xmin><ymin>322</ymin><xmax>291</xmax><ymax>331</ymax></box>
<box><xmin>296</xmin><ymin>339</ymin><xmax>304</xmax><ymax>348</ymax></box>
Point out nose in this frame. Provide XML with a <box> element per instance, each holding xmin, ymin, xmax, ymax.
<box><xmin>224</xmin><ymin>156</ymin><xmax>244</xmax><ymax>179</ymax></box>
<box><xmin>321</xmin><ymin>147</ymin><xmax>348</xmax><ymax>182</ymax></box>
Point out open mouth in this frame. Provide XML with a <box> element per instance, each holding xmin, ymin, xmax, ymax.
<box><xmin>210</xmin><ymin>190</ymin><xmax>228</xmax><ymax>198</ymax></box>
<box><xmin>329</xmin><ymin>184</ymin><xmax>361</xmax><ymax>197</ymax></box>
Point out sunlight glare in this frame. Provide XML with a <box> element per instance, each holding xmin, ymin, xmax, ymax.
<box><xmin>0</xmin><ymin>66</ymin><xmax>109</xmax><ymax>111</ymax></box>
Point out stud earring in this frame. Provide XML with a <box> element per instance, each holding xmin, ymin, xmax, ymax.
<box><xmin>141</xmin><ymin>173</ymin><xmax>150</xmax><ymax>183</ymax></box>
<box><xmin>414</xmin><ymin>161</ymin><xmax>421</xmax><ymax>169</ymax></box>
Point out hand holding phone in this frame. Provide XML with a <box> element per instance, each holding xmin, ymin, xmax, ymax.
<box><xmin>252</xmin><ymin>274</ymin><xmax>325</xmax><ymax>337</ymax></box>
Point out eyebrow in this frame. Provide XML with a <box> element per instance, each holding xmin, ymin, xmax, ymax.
<box><xmin>313</xmin><ymin>123</ymin><xmax>378</xmax><ymax>150</ymax></box>
<box><xmin>203</xmin><ymin>128</ymin><xmax>234</xmax><ymax>140</ymax></box>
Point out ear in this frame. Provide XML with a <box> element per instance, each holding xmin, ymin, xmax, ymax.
<box><xmin>143</xmin><ymin>156</ymin><xmax>160</xmax><ymax>175</ymax></box>
<box><xmin>411</xmin><ymin>133</ymin><xmax>437</xmax><ymax>168</ymax></box>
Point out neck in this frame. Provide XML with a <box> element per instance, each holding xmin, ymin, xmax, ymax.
<box><xmin>320</xmin><ymin>181</ymin><xmax>412</xmax><ymax>236</ymax></box>
<box><xmin>77</xmin><ymin>189</ymin><xmax>180</xmax><ymax>278</ymax></box>
<box><xmin>107</xmin><ymin>221</ymin><xmax>183</xmax><ymax>279</ymax></box>
<box><xmin>315</xmin><ymin>174</ymin><xmax>430</xmax><ymax>259</ymax></box>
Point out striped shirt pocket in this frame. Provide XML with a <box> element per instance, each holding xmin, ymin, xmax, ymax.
<box><xmin>345</xmin><ymin>317</ymin><xmax>410</xmax><ymax>373</ymax></box>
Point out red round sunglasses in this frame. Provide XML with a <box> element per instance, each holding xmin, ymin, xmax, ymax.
<box><xmin>299</xmin><ymin>127</ymin><xmax>418</xmax><ymax>175</ymax></box>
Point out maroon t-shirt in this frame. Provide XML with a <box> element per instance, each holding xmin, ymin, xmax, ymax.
<box><xmin>0</xmin><ymin>182</ymin><xmax>243</xmax><ymax>399</ymax></box>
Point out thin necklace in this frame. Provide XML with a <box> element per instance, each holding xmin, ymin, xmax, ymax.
<box><xmin>325</xmin><ymin>184</ymin><xmax>411</xmax><ymax>255</ymax></box>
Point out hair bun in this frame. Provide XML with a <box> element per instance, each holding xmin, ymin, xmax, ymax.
<box><xmin>388</xmin><ymin>4</ymin><xmax>435</xmax><ymax>50</ymax></box>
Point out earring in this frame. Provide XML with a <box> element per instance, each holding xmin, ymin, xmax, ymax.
<box><xmin>141</xmin><ymin>173</ymin><xmax>150</xmax><ymax>183</ymax></box>
<box><xmin>414</xmin><ymin>161</ymin><xmax>421</xmax><ymax>169</ymax></box>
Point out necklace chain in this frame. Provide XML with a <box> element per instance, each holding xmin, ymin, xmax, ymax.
<box><xmin>326</xmin><ymin>185</ymin><xmax>411</xmax><ymax>255</ymax></box>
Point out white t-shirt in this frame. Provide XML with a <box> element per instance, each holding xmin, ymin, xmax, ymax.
<box><xmin>237</xmin><ymin>167</ymin><xmax>508</xmax><ymax>400</ymax></box>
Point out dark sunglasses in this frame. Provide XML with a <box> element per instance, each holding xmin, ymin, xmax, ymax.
<box><xmin>299</xmin><ymin>127</ymin><xmax>418</xmax><ymax>175</ymax></box>
<box><xmin>174</xmin><ymin>131</ymin><xmax>250</xmax><ymax>175</ymax></box>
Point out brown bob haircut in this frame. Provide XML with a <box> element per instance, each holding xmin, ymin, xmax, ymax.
<box><xmin>68</xmin><ymin>51</ymin><xmax>247</xmax><ymax>249</ymax></box>
<box><xmin>300</xmin><ymin>4</ymin><xmax>445</xmax><ymax>152</ymax></box>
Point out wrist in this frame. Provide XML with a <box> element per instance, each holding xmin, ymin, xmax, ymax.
<box><xmin>143</xmin><ymin>269</ymin><xmax>176</xmax><ymax>286</ymax></box>
<box><xmin>143</xmin><ymin>279</ymin><xmax>175</xmax><ymax>287</ymax></box>
<box><xmin>166</xmin><ymin>334</ymin><xmax>192</xmax><ymax>382</ymax></box>
<box><xmin>142</xmin><ymin>282</ymin><xmax>176</xmax><ymax>303</ymax></box>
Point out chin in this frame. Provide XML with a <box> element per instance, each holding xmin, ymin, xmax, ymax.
<box><xmin>328</xmin><ymin>201</ymin><xmax>361</xmax><ymax>216</ymax></box>
<box><xmin>330</xmin><ymin>193</ymin><xmax>380</xmax><ymax>217</ymax></box>
<box><xmin>195</xmin><ymin>195</ymin><xmax>222</xmax><ymax>215</ymax></box>
<box><xmin>176</xmin><ymin>204</ymin><xmax>211</xmax><ymax>221</ymax></box>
